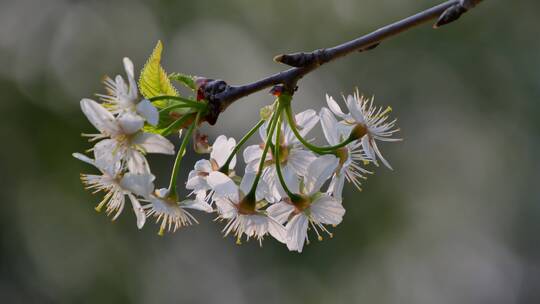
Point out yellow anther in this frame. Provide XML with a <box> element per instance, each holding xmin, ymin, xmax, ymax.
<box><xmin>318</xmin><ymin>236</ymin><xmax>323</xmax><ymax>241</ymax></box>
<box><xmin>158</xmin><ymin>227</ymin><xmax>165</xmax><ymax>236</ymax></box>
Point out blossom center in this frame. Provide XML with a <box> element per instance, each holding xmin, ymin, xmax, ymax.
<box><xmin>350</xmin><ymin>123</ymin><xmax>368</xmax><ymax>140</ymax></box>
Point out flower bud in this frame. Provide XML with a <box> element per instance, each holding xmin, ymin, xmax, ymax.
<box><xmin>260</xmin><ymin>105</ymin><xmax>274</xmax><ymax>120</ymax></box>
<box><xmin>193</xmin><ymin>130</ymin><xmax>211</xmax><ymax>154</ymax></box>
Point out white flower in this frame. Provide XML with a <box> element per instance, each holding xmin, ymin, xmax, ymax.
<box><xmin>186</xmin><ymin>135</ymin><xmax>236</xmax><ymax>199</ymax></box>
<box><xmin>320</xmin><ymin>107</ymin><xmax>372</xmax><ymax>197</ymax></box>
<box><xmin>73</xmin><ymin>153</ymin><xmax>154</xmax><ymax>229</ymax></box>
<box><xmin>206</xmin><ymin>171</ymin><xmax>286</xmax><ymax>245</ymax></box>
<box><xmin>243</xmin><ymin>109</ymin><xmax>319</xmax><ymax>202</ymax></box>
<box><xmin>144</xmin><ymin>188</ymin><xmax>213</xmax><ymax>235</ymax></box>
<box><xmin>267</xmin><ymin>155</ymin><xmax>345</xmax><ymax>253</ymax></box>
<box><xmin>326</xmin><ymin>91</ymin><xmax>400</xmax><ymax>169</ymax></box>
<box><xmin>97</xmin><ymin>57</ymin><xmax>158</xmax><ymax>126</ymax></box>
<box><xmin>81</xmin><ymin>98</ymin><xmax>174</xmax><ymax>174</ymax></box>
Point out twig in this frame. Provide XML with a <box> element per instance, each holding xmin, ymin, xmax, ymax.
<box><xmin>200</xmin><ymin>0</ymin><xmax>483</xmax><ymax>125</ymax></box>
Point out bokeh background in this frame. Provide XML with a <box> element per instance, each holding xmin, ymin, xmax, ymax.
<box><xmin>1</xmin><ymin>0</ymin><xmax>539</xmax><ymax>303</ymax></box>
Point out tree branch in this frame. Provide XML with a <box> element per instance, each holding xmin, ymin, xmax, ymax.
<box><xmin>201</xmin><ymin>0</ymin><xmax>484</xmax><ymax>125</ymax></box>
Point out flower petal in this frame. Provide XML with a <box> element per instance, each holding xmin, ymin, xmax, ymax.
<box><xmin>240</xmin><ymin>172</ymin><xmax>268</xmax><ymax>201</ymax></box>
<box><xmin>266</xmin><ymin>201</ymin><xmax>295</xmax><ymax>224</ymax></box>
<box><xmin>326</xmin><ymin>94</ymin><xmax>346</xmax><ymax>118</ymax></box>
<box><xmin>132</xmin><ymin>133</ymin><xmax>175</xmax><ymax>155</ymax></box>
<box><xmin>181</xmin><ymin>199</ymin><xmax>213</xmax><ymax>213</ymax></box>
<box><xmin>320</xmin><ymin>107</ymin><xmax>340</xmax><ymax>145</ymax></box>
<box><xmin>127</xmin><ymin>193</ymin><xmax>146</xmax><ymax>229</ymax></box>
<box><xmin>123</xmin><ymin>57</ymin><xmax>138</xmax><ymax>100</ymax></box>
<box><xmin>120</xmin><ymin>172</ymin><xmax>155</xmax><ymax>197</ymax></box>
<box><xmin>93</xmin><ymin>139</ymin><xmax>123</xmax><ymax>176</ymax></box>
<box><xmin>243</xmin><ymin>145</ymin><xmax>263</xmax><ymax>166</ymax></box>
<box><xmin>267</xmin><ymin>217</ymin><xmax>287</xmax><ymax>244</ymax></box>
<box><xmin>286</xmin><ymin>214</ymin><xmax>309</xmax><ymax>253</ymax></box>
<box><xmin>72</xmin><ymin>152</ymin><xmax>95</xmax><ymax>166</ymax></box>
<box><xmin>287</xmin><ymin>148</ymin><xmax>316</xmax><ymax>176</ymax></box>
<box><xmin>211</xmin><ymin>135</ymin><xmax>236</xmax><ymax>168</ymax></box>
<box><xmin>136</xmin><ymin>99</ymin><xmax>159</xmax><ymax>126</ymax></box>
<box><xmin>304</xmin><ymin>155</ymin><xmax>339</xmax><ymax>195</ymax></box>
<box><xmin>118</xmin><ymin>112</ymin><xmax>144</xmax><ymax>135</ymax></box>
<box><xmin>126</xmin><ymin>149</ymin><xmax>151</xmax><ymax>174</ymax></box>
<box><xmin>207</xmin><ymin>171</ymin><xmax>239</xmax><ymax>201</ymax></box>
<box><xmin>346</xmin><ymin>94</ymin><xmax>365</xmax><ymax>124</ymax></box>
<box><xmin>80</xmin><ymin>98</ymin><xmax>120</xmax><ymax>135</ymax></box>
<box><xmin>310</xmin><ymin>195</ymin><xmax>345</xmax><ymax>225</ymax></box>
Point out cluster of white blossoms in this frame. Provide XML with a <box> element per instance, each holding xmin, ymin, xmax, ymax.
<box><xmin>75</xmin><ymin>54</ymin><xmax>400</xmax><ymax>252</ymax></box>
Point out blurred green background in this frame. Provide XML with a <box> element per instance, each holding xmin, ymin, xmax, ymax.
<box><xmin>1</xmin><ymin>0</ymin><xmax>539</xmax><ymax>303</ymax></box>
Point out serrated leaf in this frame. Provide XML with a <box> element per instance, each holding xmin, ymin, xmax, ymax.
<box><xmin>169</xmin><ymin>72</ymin><xmax>197</xmax><ymax>91</ymax></box>
<box><xmin>138</xmin><ymin>40</ymin><xmax>179</xmax><ymax>108</ymax></box>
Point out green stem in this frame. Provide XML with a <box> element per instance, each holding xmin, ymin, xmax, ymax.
<box><xmin>167</xmin><ymin>111</ymin><xmax>202</xmax><ymax>198</ymax></box>
<box><xmin>274</xmin><ymin>108</ymin><xmax>301</xmax><ymax>201</ymax></box>
<box><xmin>161</xmin><ymin>112</ymin><xmax>196</xmax><ymax>136</ymax></box>
<box><xmin>284</xmin><ymin>105</ymin><xmax>353</xmax><ymax>154</ymax></box>
<box><xmin>220</xmin><ymin>119</ymin><xmax>265</xmax><ymax>174</ymax></box>
<box><xmin>247</xmin><ymin>104</ymin><xmax>281</xmax><ymax>198</ymax></box>
<box><xmin>158</xmin><ymin>103</ymin><xmax>203</xmax><ymax>114</ymax></box>
<box><xmin>149</xmin><ymin>95</ymin><xmax>206</xmax><ymax>109</ymax></box>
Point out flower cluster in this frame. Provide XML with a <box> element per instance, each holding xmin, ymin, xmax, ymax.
<box><xmin>74</xmin><ymin>54</ymin><xmax>400</xmax><ymax>252</ymax></box>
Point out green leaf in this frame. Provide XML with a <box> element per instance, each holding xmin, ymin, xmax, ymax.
<box><xmin>138</xmin><ymin>40</ymin><xmax>179</xmax><ymax>108</ymax></box>
<box><xmin>169</xmin><ymin>72</ymin><xmax>197</xmax><ymax>91</ymax></box>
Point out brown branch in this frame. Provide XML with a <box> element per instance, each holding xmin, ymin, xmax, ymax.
<box><xmin>200</xmin><ymin>0</ymin><xmax>484</xmax><ymax>125</ymax></box>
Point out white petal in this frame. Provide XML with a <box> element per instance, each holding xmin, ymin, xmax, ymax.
<box><xmin>328</xmin><ymin>174</ymin><xmax>345</xmax><ymax>199</ymax></box>
<box><xmin>126</xmin><ymin>150</ymin><xmax>151</xmax><ymax>174</ymax></box>
<box><xmin>185</xmin><ymin>175</ymin><xmax>209</xmax><ymax>192</ymax></box>
<box><xmin>295</xmin><ymin>109</ymin><xmax>319</xmax><ymax>136</ymax></box>
<box><xmin>80</xmin><ymin>98</ymin><xmax>120</xmax><ymax>135</ymax></box>
<box><xmin>286</xmin><ymin>214</ymin><xmax>309</xmax><ymax>253</ymax></box>
<box><xmin>258</xmin><ymin>119</ymin><xmax>270</xmax><ymax>142</ymax></box>
<box><xmin>275</xmin><ymin>165</ymin><xmax>300</xmax><ymax>197</ymax></box>
<box><xmin>128</xmin><ymin>193</ymin><xmax>146</xmax><ymax>229</ymax></box>
<box><xmin>304</xmin><ymin>155</ymin><xmax>339</xmax><ymax>194</ymax></box>
<box><xmin>266</xmin><ymin>201</ymin><xmax>295</xmax><ymax>224</ymax></box>
<box><xmin>267</xmin><ymin>217</ymin><xmax>287</xmax><ymax>244</ymax></box>
<box><xmin>310</xmin><ymin>195</ymin><xmax>345</xmax><ymax>225</ymax></box>
<box><xmin>320</xmin><ymin>107</ymin><xmax>340</xmax><ymax>145</ymax></box>
<box><xmin>326</xmin><ymin>94</ymin><xmax>346</xmax><ymax>118</ymax></box>
<box><xmin>120</xmin><ymin>173</ymin><xmax>155</xmax><ymax>197</ymax></box>
<box><xmin>181</xmin><ymin>199</ymin><xmax>213</xmax><ymax>213</ymax></box>
<box><xmin>132</xmin><ymin>133</ymin><xmax>175</xmax><ymax>155</ymax></box>
<box><xmin>346</xmin><ymin>94</ymin><xmax>365</xmax><ymax>124</ymax></box>
<box><xmin>72</xmin><ymin>152</ymin><xmax>95</xmax><ymax>166</ymax></box>
<box><xmin>240</xmin><ymin>172</ymin><xmax>268</xmax><ymax>201</ymax></box>
<box><xmin>193</xmin><ymin>159</ymin><xmax>212</xmax><ymax>173</ymax></box>
<box><xmin>287</xmin><ymin>149</ymin><xmax>316</xmax><ymax>176</ymax></box>
<box><xmin>283</xmin><ymin>109</ymin><xmax>319</xmax><ymax>144</ymax></box>
<box><xmin>214</xmin><ymin>198</ymin><xmax>237</xmax><ymax>219</ymax></box>
<box><xmin>93</xmin><ymin>139</ymin><xmax>123</xmax><ymax>176</ymax></box>
<box><xmin>118</xmin><ymin>112</ymin><xmax>144</xmax><ymax>135</ymax></box>
<box><xmin>207</xmin><ymin>171</ymin><xmax>239</xmax><ymax>201</ymax></box>
<box><xmin>243</xmin><ymin>145</ymin><xmax>263</xmax><ymax>165</ymax></box>
<box><xmin>371</xmin><ymin>139</ymin><xmax>393</xmax><ymax>170</ymax></box>
<box><xmin>123</xmin><ymin>57</ymin><xmax>138</xmax><ymax>100</ymax></box>
<box><xmin>136</xmin><ymin>99</ymin><xmax>159</xmax><ymax>126</ymax></box>
<box><xmin>211</xmin><ymin>135</ymin><xmax>236</xmax><ymax>168</ymax></box>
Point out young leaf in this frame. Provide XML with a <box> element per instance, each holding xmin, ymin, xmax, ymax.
<box><xmin>138</xmin><ymin>40</ymin><xmax>179</xmax><ymax>108</ymax></box>
<box><xmin>169</xmin><ymin>72</ymin><xmax>197</xmax><ymax>91</ymax></box>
